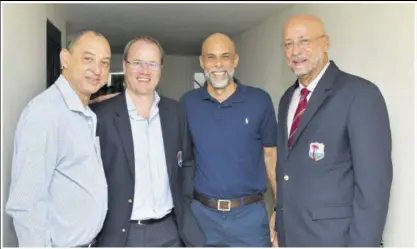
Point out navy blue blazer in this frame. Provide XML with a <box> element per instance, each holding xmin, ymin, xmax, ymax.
<box><xmin>90</xmin><ymin>91</ymin><xmax>205</xmax><ymax>247</ymax></box>
<box><xmin>275</xmin><ymin>61</ymin><xmax>392</xmax><ymax>247</ymax></box>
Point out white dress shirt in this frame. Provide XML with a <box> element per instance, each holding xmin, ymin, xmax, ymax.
<box><xmin>287</xmin><ymin>62</ymin><xmax>330</xmax><ymax>137</ymax></box>
<box><xmin>125</xmin><ymin>89</ymin><xmax>174</xmax><ymax>220</ymax></box>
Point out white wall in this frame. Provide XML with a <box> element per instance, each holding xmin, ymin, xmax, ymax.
<box><xmin>2</xmin><ymin>3</ymin><xmax>66</xmax><ymax>247</ymax></box>
<box><xmin>232</xmin><ymin>3</ymin><xmax>414</xmax><ymax>247</ymax></box>
<box><xmin>110</xmin><ymin>54</ymin><xmax>200</xmax><ymax>100</ymax></box>
<box><xmin>159</xmin><ymin>55</ymin><xmax>200</xmax><ymax>100</ymax></box>
<box><xmin>110</xmin><ymin>53</ymin><xmax>124</xmax><ymax>72</ymax></box>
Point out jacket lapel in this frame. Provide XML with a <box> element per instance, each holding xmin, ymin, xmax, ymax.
<box><xmin>113</xmin><ymin>91</ymin><xmax>135</xmax><ymax>178</ymax></box>
<box><xmin>290</xmin><ymin>61</ymin><xmax>339</xmax><ymax>150</ymax></box>
<box><xmin>158</xmin><ymin>97</ymin><xmax>174</xmax><ymax>182</ymax></box>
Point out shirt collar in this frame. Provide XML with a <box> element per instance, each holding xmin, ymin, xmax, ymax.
<box><xmin>55</xmin><ymin>75</ymin><xmax>93</xmax><ymax>117</ymax></box>
<box><xmin>125</xmin><ymin>89</ymin><xmax>161</xmax><ymax>113</ymax></box>
<box><xmin>298</xmin><ymin>61</ymin><xmax>330</xmax><ymax>93</ymax></box>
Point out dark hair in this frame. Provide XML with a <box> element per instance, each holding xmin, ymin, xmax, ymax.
<box><xmin>66</xmin><ymin>30</ymin><xmax>106</xmax><ymax>51</ymax></box>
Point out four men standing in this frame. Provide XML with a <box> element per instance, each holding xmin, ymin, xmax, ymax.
<box><xmin>6</xmin><ymin>14</ymin><xmax>392</xmax><ymax>247</ymax></box>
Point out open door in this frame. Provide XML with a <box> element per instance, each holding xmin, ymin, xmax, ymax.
<box><xmin>46</xmin><ymin>19</ymin><xmax>62</xmax><ymax>88</ymax></box>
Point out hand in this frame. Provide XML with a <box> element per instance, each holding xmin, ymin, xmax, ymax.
<box><xmin>271</xmin><ymin>232</ymin><xmax>278</xmax><ymax>247</ymax></box>
<box><xmin>270</xmin><ymin>211</ymin><xmax>279</xmax><ymax>247</ymax></box>
<box><xmin>89</xmin><ymin>92</ymin><xmax>120</xmax><ymax>104</ymax></box>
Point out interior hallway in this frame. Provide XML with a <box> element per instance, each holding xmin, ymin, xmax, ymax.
<box><xmin>2</xmin><ymin>2</ymin><xmax>415</xmax><ymax>247</ymax></box>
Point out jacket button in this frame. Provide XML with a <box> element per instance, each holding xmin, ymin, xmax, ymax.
<box><xmin>284</xmin><ymin>175</ymin><xmax>289</xmax><ymax>181</ymax></box>
<box><xmin>122</xmin><ymin>228</ymin><xmax>126</xmax><ymax>233</ymax></box>
<box><xmin>128</xmin><ymin>199</ymin><xmax>132</xmax><ymax>203</ymax></box>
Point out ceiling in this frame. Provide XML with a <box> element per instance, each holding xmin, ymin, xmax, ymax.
<box><xmin>58</xmin><ymin>3</ymin><xmax>292</xmax><ymax>56</ymax></box>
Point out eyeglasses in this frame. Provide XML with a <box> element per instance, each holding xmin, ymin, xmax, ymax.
<box><xmin>125</xmin><ymin>59</ymin><xmax>161</xmax><ymax>71</ymax></box>
<box><xmin>282</xmin><ymin>35</ymin><xmax>325</xmax><ymax>50</ymax></box>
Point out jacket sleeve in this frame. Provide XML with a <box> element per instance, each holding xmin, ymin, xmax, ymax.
<box><xmin>347</xmin><ymin>82</ymin><xmax>393</xmax><ymax>246</ymax></box>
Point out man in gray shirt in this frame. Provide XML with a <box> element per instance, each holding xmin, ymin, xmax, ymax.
<box><xmin>5</xmin><ymin>30</ymin><xmax>111</xmax><ymax>247</ymax></box>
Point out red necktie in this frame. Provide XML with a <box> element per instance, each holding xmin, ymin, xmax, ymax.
<box><xmin>288</xmin><ymin>88</ymin><xmax>310</xmax><ymax>148</ymax></box>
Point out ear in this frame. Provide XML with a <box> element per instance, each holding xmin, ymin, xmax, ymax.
<box><xmin>60</xmin><ymin>48</ymin><xmax>70</xmax><ymax>69</ymax></box>
<box><xmin>233</xmin><ymin>53</ymin><xmax>239</xmax><ymax>68</ymax></box>
<box><xmin>323</xmin><ymin>35</ymin><xmax>330</xmax><ymax>53</ymax></box>
<box><xmin>122</xmin><ymin>60</ymin><xmax>127</xmax><ymax>74</ymax></box>
<box><xmin>199</xmin><ymin>55</ymin><xmax>204</xmax><ymax>70</ymax></box>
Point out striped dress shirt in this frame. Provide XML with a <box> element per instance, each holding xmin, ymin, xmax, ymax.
<box><xmin>6</xmin><ymin>75</ymin><xmax>108</xmax><ymax>247</ymax></box>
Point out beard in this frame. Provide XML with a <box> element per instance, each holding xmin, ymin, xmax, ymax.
<box><xmin>205</xmin><ymin>68</ymin><xmax>235</xmax><ymax>89</ymax></box>
<box><xmin>291</xmin><ymin>48</ymin><xmax>323</xmax><ymax>77</ymax></box>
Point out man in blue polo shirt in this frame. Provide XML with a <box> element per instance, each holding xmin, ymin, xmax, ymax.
<box><xmin>180</xmin><ymin>33</ymin><xmax>277</xmax><ymax>247</ymax></box>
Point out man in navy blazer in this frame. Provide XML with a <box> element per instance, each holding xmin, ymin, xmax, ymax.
<box><xmin>90</xmin><ymin>36</ymin><xmax>205</xmax><ymax>247</ymax></box>
<box><xmin>273</xmin><ymin>15</ymin><xmax>393</xmax><ymax>247</ymax></box>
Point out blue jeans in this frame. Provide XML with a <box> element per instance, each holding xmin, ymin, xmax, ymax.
<box><xmin>190</xmin><ymin>199</ymin><xmax>271</xmax><ymax>247</ymax></box>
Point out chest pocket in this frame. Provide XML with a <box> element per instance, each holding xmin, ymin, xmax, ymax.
<box><xmin>227</xmin><ymin>110</ymin><xmax>261</xmax><ymax>142</ymax></box>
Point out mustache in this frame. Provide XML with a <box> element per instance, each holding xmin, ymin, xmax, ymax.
<box><xmin>291</xmin><ymin>55</ymin><xmax>307</xmax><ymax>61</ymax></box>
<box><xmin>209</xmin><ymin>68</ymin><xmax>229</xmax><ymax>73</ymax></box>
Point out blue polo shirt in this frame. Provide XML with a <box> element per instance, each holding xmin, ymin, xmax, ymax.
<box><xmin>180</xmin><ymin>78</ymin><xmax>277</xmax><ymax>199</ymax></box>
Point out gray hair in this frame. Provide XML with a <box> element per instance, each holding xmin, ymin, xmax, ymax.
<box><xmin>66</xmin><ymin>30</ymin><xmax>106</xmax><ymax>51</ymax></box>
<box><xmin>123</xmin><ymin>36</ymin><xmax>164</xmax><ymax>65</ymax></box>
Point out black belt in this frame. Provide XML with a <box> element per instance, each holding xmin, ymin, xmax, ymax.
<box><xmin>130</xmin><ymin>212</ymin><xmax>172</xmax><ymax>225</ymax></box>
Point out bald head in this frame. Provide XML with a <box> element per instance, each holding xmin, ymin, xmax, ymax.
<box><xmin>283</xmin><ymin>15</ymin><xmax>326</xmax><ymax>38</ymax></box>
<box><xmin>201</xmin><ymin>33</ymin><xmax>236</xmax><ymax>55</ymax></box>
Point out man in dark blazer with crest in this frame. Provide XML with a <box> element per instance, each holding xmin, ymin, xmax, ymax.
<box><xmin>272</xmin><ymin>15</ymin><xmax>393</xmax><ymax>247</ymax></box>
<box><xmin>91</xmin><ymin>36</ymin><xmax>205</xmax><ymax>247</ymax></box>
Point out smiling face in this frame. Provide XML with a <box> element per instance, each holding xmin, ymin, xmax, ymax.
<box><xmin>123</xmin><ymin>40</ymin><xmax>163</xmax><ymax>96</ymax></box>
<box><xmin>282</xmin><ymin>15</ymin><xmax>330</xmax><ymax>84</ymax></box>
<box><xmin>200</xmin><ymin>33</ymin><xmax>239</xmax><ymax>89</ymax></box>
<box><xmin>60</xmin><ymin>31</ymin><xmax>111</xmax><ymax>99</ymax></box>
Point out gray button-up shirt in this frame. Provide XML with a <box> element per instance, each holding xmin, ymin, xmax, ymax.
<box><xmin>6</xmin><ymin>75</ymin><xmax>108</xmax><ymax>247</ymax></box>
<box><xmin>125</xmin><ymin>89</ymin><xmax>174</xmax><ymax>220</ymax></box>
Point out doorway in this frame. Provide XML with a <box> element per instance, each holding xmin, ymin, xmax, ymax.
<box><xmin>46</xmin><ymin>19</ymin><xmax>61</xmax><ymax>88</ymax></box>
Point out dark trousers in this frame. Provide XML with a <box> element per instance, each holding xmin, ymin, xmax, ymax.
<box><xmin>125</xmin><ymin>214</ymin><xmax>182</xmax><ymax>247</ymax></box>
<box><xmin>190</xmin><ymin>199</ymin><xmax>271</xmax><ymax>247</ymax></box>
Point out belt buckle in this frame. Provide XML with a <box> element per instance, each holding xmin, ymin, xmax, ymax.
<box><xmin>217</xmin><ymin>199</ymin><xmax>231</xmax><ymax>211</ymax></box>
